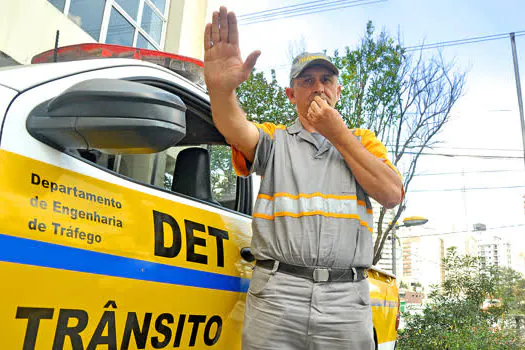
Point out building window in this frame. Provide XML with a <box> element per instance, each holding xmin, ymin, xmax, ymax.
<box><xmin>115</xmin><ymin>0</ymin><xmax>140</xmax><ymax>20</ymax></box>
<box><xmin>68</xmin><ymin>0</ymin><xmax>106</xmax><ymax>41</ymax></box>
<box><xmin>149</xmin><ymin>0</ymin><xmax>166</xmax><ymax>13</ymax></box>
<box><xmin>47</xmin><ymin>0</ymin><xmax>168</xmax><ymax>49</ymax></box>
<box><xmin>141</xmin><ymin>3</ymin><xmax>163</xmax><ymax>44</ymax></box>
<box><xmin>137</xmin><ymin>33</ymin><xmax>156</xmax><ymax>50</ymax></box>
<box><xmin>106</xmin><ymin>7</ymin><xmax>135</xmax><ymax>46</ymax></box>
<box><xmin>48</xmin><ymin>0</ymin><xmax>66</xmax><ymax>12</ymax></box>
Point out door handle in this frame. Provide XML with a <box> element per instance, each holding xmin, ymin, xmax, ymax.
<box><xmin>240</xmin><ymin>247</ymin><xmax>255</xmax><ymax>262</ymax></box>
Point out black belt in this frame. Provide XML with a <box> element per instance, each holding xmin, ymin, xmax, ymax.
<box><xmin>256</xmin><ymin>260</ymin><xmax>367</xmax><ymax>283</ymax></box>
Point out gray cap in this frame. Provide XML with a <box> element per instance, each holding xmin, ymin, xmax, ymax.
<box><xmin>289</xmin><ymin>52</ymin><xmax>339</xmax><ymax>86</ymax></box>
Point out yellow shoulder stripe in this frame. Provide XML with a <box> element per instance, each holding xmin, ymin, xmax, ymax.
<box><xmin>253</xmin><ymin>122</ymin><xmax>286</xmax><ymax>139</ymax></box>
<box><xmin>232</xmin><ymin>146</ymin><xmax>250</xmax><ymax>177</ymax></box>
<box><xmin>352</xmin><ymin>128</ymin><xmax>388</xmax><ymax>159</ymax></box>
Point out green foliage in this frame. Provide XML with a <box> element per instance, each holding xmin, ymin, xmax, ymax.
<box><xmin>209</xmin><ymin>70</ymin><xmax>296</xmax><ymax>203</ymax></box>
<box><xmin>331</xmin><ymin>21</ymin><xmax>403</xmax><ymax>132</ymax></box>
<box><xmin>236</xmin><ymin>69</ymin><xmax>296</xmax><ymax>125</ymax></box>
<box><xmin>209</xmin><ymin>145</ymin><xmax>236</xmax><ymax>201</ymax></box>
<box><xmin>494</xmin><ymin>267</ymin><xmax>525</xmax><ymax>317</ymax></box>
<box><xmin>398</xmin><ymin>248</ymin><xmax>525</xmax><ymax>349</ymax></box>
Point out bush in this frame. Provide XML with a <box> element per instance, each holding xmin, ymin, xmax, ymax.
<box><xmin>397</xmin><ymin>248</ymin><xmax>525</xmax><ymax>349</ymax></box>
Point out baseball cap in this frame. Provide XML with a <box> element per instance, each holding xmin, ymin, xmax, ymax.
<box><xmin>289</xmin><ymin>52</ymin><xmax>339</xmax><ymax>86</ymax></box>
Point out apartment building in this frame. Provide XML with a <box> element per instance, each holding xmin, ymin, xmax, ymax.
<box><xmin>401</xmin><ymin>233</ymin><xmax>444</xmax><ymax>292</ymax></box>
<box><xmin>478</xmin><ymin>235</ymin><xmax>512</xmax><ymax>268</ymax></box>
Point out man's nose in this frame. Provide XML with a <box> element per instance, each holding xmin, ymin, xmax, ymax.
<box><xmin>313</xmin><ymin>79</ymin><xmax>324</xmax><ymax>93</ymax></box>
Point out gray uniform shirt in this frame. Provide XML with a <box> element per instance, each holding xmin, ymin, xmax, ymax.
<box><xmin>233</xmin><ymin>119</ymin><xmax>400</xmax><ymax>269</ymax></box>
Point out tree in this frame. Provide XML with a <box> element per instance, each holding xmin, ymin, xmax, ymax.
<box><xmin>209</xmin><ymin>69</ymin><xmax>296</xmax><ymax>202</ymax></box>
<box><xmin>209</xmin><ymin>145</ymin><xmax>236</xmax><ymax>201</ymax></box>
<box><xmin>236</xmin><ymin>69</ymin><xmax>296</xmax><ymax>124</ymax></box>
<box><xmin>287</xmin><ymin>36</ymin><xmax>308</xmax><ymax>64</ymax></box>
<box><xmin>233</xmin><ymin>22</ymin><xmax>467</xmax><ymax>264</ymax></box>
<box><xmin>398</xmin><ymin>248</ymin><xmax>525</xmax><ymax>349</ymax></box>
<box><xmin>331</xmin><ymin>22</ymin><xmax>466</xmax><ymax>264</ymax></box>
<box><xmin>331</xmin><ymin>22</ymin><xmax>403</xmax><ymax>132</ymax></box>
<box><xmin>491</xmin><ymin>266</ymin><xmax>525</xmax><ymax>333</ymax></box>
<box><xmin>399</xmin><ymin>280</ymin><xmax>408</xmax><ymax>289</ymax></box>
<box><xmin>412</xmin><ymin>282</ymin><xmax>422</xmax><ymax>289</ymax></box>
<box><xmin>371</xmin><ymin>48</ymin><xmax>466</xmax><ymax>265</ymax></box>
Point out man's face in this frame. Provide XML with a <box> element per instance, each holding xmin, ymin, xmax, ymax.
<box><xmin>286</xmin><ymin>66</ymin><xmax>341</xmax><ymax>118</ymax></box>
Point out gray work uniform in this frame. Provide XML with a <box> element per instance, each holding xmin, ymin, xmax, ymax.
<box><xmin>232</xmin><ymin>118</ymin><xmax>399</xmax><ymax>349</ymax></box>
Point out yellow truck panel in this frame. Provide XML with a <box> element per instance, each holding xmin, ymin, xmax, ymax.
<box><xmin>0</xmin><ymin>150</ymin><xmax>252</xmax><ymax>349</ymax></box>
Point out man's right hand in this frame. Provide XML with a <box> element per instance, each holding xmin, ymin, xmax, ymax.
<box><xmin>204</xmin><ymin>6</ymin><xmax>261</xmax><ymax>93</ymax></box>
<box><xmin>202</xmin><ymin>6</ymin><xmax>261</xmax><ymax>165</ymax></box>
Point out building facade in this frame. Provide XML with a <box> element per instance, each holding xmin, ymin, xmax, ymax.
<box><xmin>400</xmin><ymin>231</ymin><xmax>444</xmax><ymax>292</ymax></box>
<box><xmin>0</xmin><ymin>0</ymin><xmax>207</xmax><ymax>65</ymax></box>
<box><xmin>478</xmin><ymin>235</ymin><xmax>512</xmax><ymax>268</ymax></box>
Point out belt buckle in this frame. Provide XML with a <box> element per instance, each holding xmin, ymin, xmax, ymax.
<box><xmin>313</xmin><ymin>268</ymin><xmax>329</xmax><ymax>282</ymax></box>
<box><xmin>352</xmin><ymin>267</ymin><xmax>357</xmax><ymax>281</ymax></box>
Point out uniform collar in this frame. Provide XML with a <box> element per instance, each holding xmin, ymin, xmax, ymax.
<box><xmin>287</xmin><ymin>118</ymin><xmax>332</xmax><ymax>155</ymax></box>
<box><xmin>286</xmin><ymin>118</ymin><xmax>303</xmax><ymax>134</ymax></box>
<box><xmin>287</xmin><ymin>118</ymin><xmax>313</xmax><ymax>144</ymax></box>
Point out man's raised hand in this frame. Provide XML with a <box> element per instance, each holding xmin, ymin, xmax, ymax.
<box><xmin>204</xmin><ymin>6</ymin><xmax>261</xmax><ymax>93</ymax></box>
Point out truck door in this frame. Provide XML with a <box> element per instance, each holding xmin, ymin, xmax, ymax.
<box><xmin>0</xmin><ymin>63</ymin><xmax>253</xmax><ymax>350</ymax></box>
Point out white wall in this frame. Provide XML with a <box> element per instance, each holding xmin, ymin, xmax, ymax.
<box><xmin>0</xmin><ymin>0</ymin><xmax>95</xmax><ymax>64</ymax></box>
<box><xmin>164</xmin><ymin>0</ymin><xmax>208</xmax><ymax>59</ymax></box>
<box><xmin>416</xmin><ymin>236</ymin><xmax>443</xmax><ymax>291</ymax></box>
<box><xmin>1</xmin><ymin>0</ymin><xmax>208</xmax><ymax>64</ymax></box>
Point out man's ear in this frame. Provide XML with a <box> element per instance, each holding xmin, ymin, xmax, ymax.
<box><xmin>285</xmin><ymin>87</ymin><xmax>297</xmax><ymax>105</ymax></box>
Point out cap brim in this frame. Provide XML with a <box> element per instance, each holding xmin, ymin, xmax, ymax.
<box><xmin>291</xmin><ymin>59</ymin><xmax>339</xmax><ymax>80</ymax></box>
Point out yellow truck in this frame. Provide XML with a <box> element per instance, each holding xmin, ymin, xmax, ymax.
<box><xmin>0</xmin><ymin>43</ymin><xmax>399</xmax><ymax>349</ymax></box>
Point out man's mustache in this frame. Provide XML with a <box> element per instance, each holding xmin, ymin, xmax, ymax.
<box><xmin>310</xmin><ymin>94</ymin><xmax>329</xmax><ymax>103</ymax></box>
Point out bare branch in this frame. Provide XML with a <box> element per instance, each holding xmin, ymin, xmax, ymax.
<box><xmin>373</xmin><ymin>44</ymin><xmax>467</xmax><ymax>264</ymax></box>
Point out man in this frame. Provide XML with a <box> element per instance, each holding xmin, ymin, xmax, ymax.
<box><xmin>204</xmin><ymin>6</ymin><xmax>403</xmax><ymax>349</ymax></box>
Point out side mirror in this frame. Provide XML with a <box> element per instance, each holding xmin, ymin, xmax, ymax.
<box><xmin>27</xmin><ymin>78</ymin><xmax>186</xmax><ymax>154</ymax></box>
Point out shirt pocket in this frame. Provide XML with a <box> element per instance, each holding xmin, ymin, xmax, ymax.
<box><xmin>337</xmin><ymin>158</ymin><xmax>357</xmax><ymax>194</ymax></box>
<box><xmin>352</xmin><ymin>225</ymin><xmax>374</xmax><ymax>267</ymax></box>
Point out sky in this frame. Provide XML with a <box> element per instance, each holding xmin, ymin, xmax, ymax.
<box><xmin>206</xmin><ymin>0</ymin><xmax>525</xmax><ymax>259</ymax></box>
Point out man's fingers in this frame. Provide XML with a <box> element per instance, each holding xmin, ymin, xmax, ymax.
<box><xmin>219</xmin><ymin>6</ymin><xmax>228</xmax><ymax>43</ymax></box>
<box><xmin>310</xmin><ymin>100</ymin><xmax>321</xmax><ymax>113</ymax></box>
<box><xmin>243</xmin><ymin>50</ymin><xmax>261</xmax><ymax>73</ymax></box>
<box><xmin>306</xmin><ymin>108</ymin><xmax>316</xmax><ymax>122</ymax></box>
<box><xmin>314</xmin><ymin>96</ymin><xmax>327</xmax><ymax>106</ymax></box>
<box><xmin>228</xmin><ymin>11</ymin><xmax>239</xmax><ymax>45</ymax></box>
<box><xmin>204</xmin><ymin>23</ymin><xmax>212</xmax><ymax>51</ymax></box>
<box><xmin>211</xmin><ymin>11</ymin><xmax>220</xmax><ymax>44</ymax></box>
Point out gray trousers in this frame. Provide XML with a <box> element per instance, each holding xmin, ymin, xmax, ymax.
<box><xmin>242</xmin><ymin>264</ymin><xmax>374</xmax><ymax>350</ymax></box>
